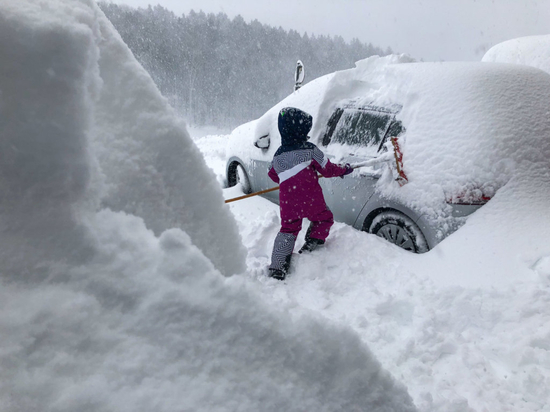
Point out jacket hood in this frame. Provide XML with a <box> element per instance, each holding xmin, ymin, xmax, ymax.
<box><xmin>278</xmin><ymin>107</ymin><xmax>313</xmax><ymax>146</ymax></box>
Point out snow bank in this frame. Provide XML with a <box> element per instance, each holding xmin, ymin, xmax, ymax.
<box><xmin>92</xmin><ymin>2</ymin><xmax>246</xmax><ymax>276</ymax></box>
<box><xmin>0</xmin><ymin>1</ymin><xmax>417</xmax><ymax>411</ymax></box>
<box><xmin>0</xmin><ymin>0</ymin><xmax>99</xmax><ymax>275</ymax></box>
<box><xmin>1</xmin><ymin>209</ymin><xmax>417</xmax><ymax>412</ymax></box>
<box><xmin>482</xmin><ymin>35</ymin><xmax>550</xmax><ymax>75</ymax></box>
<box><xmin>413</xmin><ymin>157</ymin><xmax>550</xmax><ymax>285</ymax></box>
<box><xmin>1</xmin><ymin>0</ymin><xmax>246</xmax><ymax>277</ymax></box>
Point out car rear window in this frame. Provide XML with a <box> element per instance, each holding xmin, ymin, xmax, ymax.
<box><xmin>331</xmin><ymin>108</ymin><xmax>393</xmax><ymax>147</ymax></box>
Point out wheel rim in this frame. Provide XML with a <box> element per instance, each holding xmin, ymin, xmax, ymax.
<box><xmin>376</xmin><ymin>223</ymin><xmax>416</xmax><ymax>251</ymax></box>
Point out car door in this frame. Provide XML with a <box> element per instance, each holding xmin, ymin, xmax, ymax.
<box><xmin>251</xmin><ymin>158</ymin><xmax>280</xmax><ymax>203</ymax></box>
<box><xmin>319</xmin><ymin>104</ymin><xmax>399</xmax><ymax>227</ymax></box>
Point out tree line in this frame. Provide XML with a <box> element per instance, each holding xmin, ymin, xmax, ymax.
<box><xmin>99</xmin><ymin>3</ymin><xmax>392</xmax><ymax>128</ymax></box>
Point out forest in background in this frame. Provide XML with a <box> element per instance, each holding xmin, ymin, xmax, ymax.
<box><xmin>100</xmin><ymin>3</ymin><xmax>393</xmax><ymax>128</ymax></box>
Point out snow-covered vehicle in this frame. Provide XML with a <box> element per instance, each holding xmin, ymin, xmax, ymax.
<box><xmin>226</xmin><ymin>55</ymin><xmax>550</xmax><ymax>252</ymax></box>
<box><xmin>483</xmin><ymin>34</ymin><xmax>550</xmax><ymax>75</ymax></box>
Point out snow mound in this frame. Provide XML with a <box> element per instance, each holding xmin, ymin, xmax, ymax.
<box><xmin>92</xmin><ymin>2</ymin><xmax>246</xmax><ymax>276</ymax></box>
<box><xmin>0</xmin><ymin>1</ymin><xmax>417</xmax><ymax>411</ymax></box>
<box><xmin>482</xmin><ymin>34</ymin><xmax>550</xmax><ymax>75</ymax></box>
<box><xmin>2</xmin><ymin>209</ymin><xmax>417</xmax><ymax>412</ymax></box>
<box><xmin>2</xmin><ymin>0</ymin><xmax>245</xmax><ymax>277</ymax></box>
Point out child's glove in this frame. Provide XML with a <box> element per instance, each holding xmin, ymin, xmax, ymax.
<box><xmin>340</xmin><ymin>164</ymin><xmax>353</xmax><ymax>178</ymax></box>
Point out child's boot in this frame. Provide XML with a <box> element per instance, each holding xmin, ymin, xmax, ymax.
<box><xmin>298</xmin><ymin>237</ymin><xmax>325</xmax><ymax>253</ymax></box>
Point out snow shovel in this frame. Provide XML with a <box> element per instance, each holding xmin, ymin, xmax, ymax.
<box><xmin>349</xmin><ymin>137</ymin><xmax>408</xmax><ymax>186</ymax></box>
<box><xmin>225</xmin><ymin>186</ymin><xmax>280</xmax><ymax>203</ymax></box>
<box><xmin>225</xmin><ymin>171</ymin><xmax>334</xmax><ymax>203</ymax></box>
<box><xmin>224</xmin><ymin>166</ymin><xmax>361</xmax><ymax>204</ymax></box>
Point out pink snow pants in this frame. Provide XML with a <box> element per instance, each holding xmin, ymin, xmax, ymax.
<box><xmin>280</xmin><ymin>207</ymin><xmax>334</xmax><ymax>240</ymax></box>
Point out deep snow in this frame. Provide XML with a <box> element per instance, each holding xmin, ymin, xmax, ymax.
<box><xmin>0</xmin><ymin>0</ymin><xmax>245</xmax><ymax>277</ymax></box>
<box><xmin>214</xmin><ymin>47</ymin><xmax>550</xmax><ymax>411</ymax></box>
<box><xmin>195</xmin><ymin>124</ymin><xmax>550</xmax><ymax>411</ymax></box>
<box><xmin>0</xmin><ymin>1</ymin><xmax>418</xmax><ymax>411</ymax></box>
<box><xmin>2</xmin><ymin>0</ymin><xmax>550</xmax><ymax>411</ymax></box>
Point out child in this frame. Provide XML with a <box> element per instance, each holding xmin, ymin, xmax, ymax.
<box><xmin>268</xmin><ymin>107</ymin><xmax>353</xmax><ymax>280</ymax></box>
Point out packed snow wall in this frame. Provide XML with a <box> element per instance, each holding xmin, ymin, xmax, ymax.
<box><xmin>0</xmin><ymin>0</ymin><xmax>246</xmax><ymax>277</ymax></box>
<box><xmin>0</xmin><ymin>0</ymin><xmax>100</xmax><ymax>275</ymax></box>
<box><xmin>91</xmin><ymin>6</ymin><xmax>248</xmax><ymax>276</ymax></box>
<box><xmin>0</xmin><ymin>1</ymin><xmax>418</xmax><ymax>411</ymax></box>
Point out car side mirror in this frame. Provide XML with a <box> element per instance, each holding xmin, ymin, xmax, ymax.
<box><xmin>254</xmin><ymin>134</ymin><xmax>270</xmax><ymax>149</ymax></box>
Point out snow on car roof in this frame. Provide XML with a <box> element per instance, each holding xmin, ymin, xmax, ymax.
<box><xmin>233</xmin><ymin>55</ymin><xmax>550</xmax><ymax>214</ymax></box>
<box><xmin>482</xmin><ymin>34</ymin><xmax>550</xmax><ymax>75</ymax></box>
<box><xmin>345</xmin><ymin>57</ymin><xmax>550</xmax><ymax>212</ymax></box>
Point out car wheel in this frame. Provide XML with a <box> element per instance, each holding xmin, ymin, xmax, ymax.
<box><xmin>228</xmin><ymin>162</ymin><xmax>252</xmax><ymax>194</ymax></box>
<box><xmin>368</xmin><ymin>211</ymin><xmax>429</xmax><ymax>253</ymax></box>
<box><xmin>236</xmin><ymin>164</ymin><xmax>252</xmax><ymax>194</ymax></box>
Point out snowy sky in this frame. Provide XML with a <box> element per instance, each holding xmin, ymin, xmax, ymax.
<box><xmin>105</xmin><ymin>0</ymin><xmax>550</xmax><ymax>62</ymax></box>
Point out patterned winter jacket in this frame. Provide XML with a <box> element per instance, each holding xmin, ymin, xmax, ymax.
<box><xmin>268</xmin><ymin>107</ymin><xmax>348</xmax><ymax>221</ymax></box>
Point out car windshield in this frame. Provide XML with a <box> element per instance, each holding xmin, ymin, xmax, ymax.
<box><xmin>331</xmin><ymin>108</ymin><xmax>393</xmax><ymax>148</ymax></box>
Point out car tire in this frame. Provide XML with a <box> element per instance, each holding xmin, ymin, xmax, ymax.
<box><xmin>368</xmin><ymin>211</ymin><xmax>429</xmax><ymax>253</ymax></box>
<box><xmin>227</xmin><ymin>162</ymin><xmax>252</xmax><ymax>194</ymax></box>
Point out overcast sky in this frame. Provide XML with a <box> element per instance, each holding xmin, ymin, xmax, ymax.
<box><xmin>105</xmin><ymin>0</ymin><xmax>550</xmax><ymax>61</ymax></box>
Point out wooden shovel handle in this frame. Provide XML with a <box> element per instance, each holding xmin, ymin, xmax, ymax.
<box><xmin>224</xmin><ymin>173</ymin><xmax>336</xmax><ymax>204</ymax></box>
<box><xmin>224</xmin><ymin>186</ymin><xmax>280</xmax><ymax>203</ymax></box>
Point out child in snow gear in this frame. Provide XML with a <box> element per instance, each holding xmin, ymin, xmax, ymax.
<box><xmin>268</xmin><ymin>107</ymin><xmax>353</xmax><ymax>280</ymax></box>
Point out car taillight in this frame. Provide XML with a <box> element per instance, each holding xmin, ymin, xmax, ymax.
<box><xmin>446</xmin><ymin>189</ymin><xmax>492</xmax><ymax>205</ymax></box>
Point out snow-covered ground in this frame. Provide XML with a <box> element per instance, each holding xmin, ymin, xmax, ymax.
<box><xmin>2</xmin><ymin>1</ymin><xmax>550</xmax><ymax>411</ymax></box>
<box><xmin>194</xmin><ymin>128</ymin><xmax>550</xmax><ymax>411</ymax></box>
<box><xmin>0</xmin><ymin>2</ymin><xmax>417</xmax><ymax>411</ymax></box>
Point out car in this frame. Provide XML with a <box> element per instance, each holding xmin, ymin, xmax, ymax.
<box><xmin>483</xmin><ymin>34</ymin><xmax>550</xmax><ymax>75</ymax></box>
<box><xmin>225</xmin><ymin>55</ymin><xmax>550</xmax><ymax>252</ymax></box>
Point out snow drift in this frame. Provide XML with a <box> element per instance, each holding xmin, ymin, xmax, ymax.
<box><xmin>482</xmin><ymin>34</ymin><xmax>550</xmax><ymax>75</ymax></box>
<box><xmin>0</xmin><ymin>0</ymin><xmax>245</xmax><ymax>277</ymax></box>
<box><xmin>92</xmin><ymin>2</ymin><xmax>247</xmax><ymax>277</ymax></box>
<box><xmin>217</xmin><ymin>52</ymin><xmax>550</xmax><ymax>410</ymax></box>
<box><xmin>204</xmin><ymin>60</ymin><xmax>550</xmax><ymax>410</ymax></box>
<box><xmin>0</xmin><ymin>1</ymin><xmax>417</xmax><ymax>411</ymax></box>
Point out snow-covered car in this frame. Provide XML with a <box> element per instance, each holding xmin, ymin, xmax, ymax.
<box><xmin>226</xmin><ymin>55</ymin><xmax>550</xmax><ymax>252</ymax></box>
<box><xmin>483</xmin><ymin>34</ymin><xmax>550</xmax><ymax>75</ymax></box>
